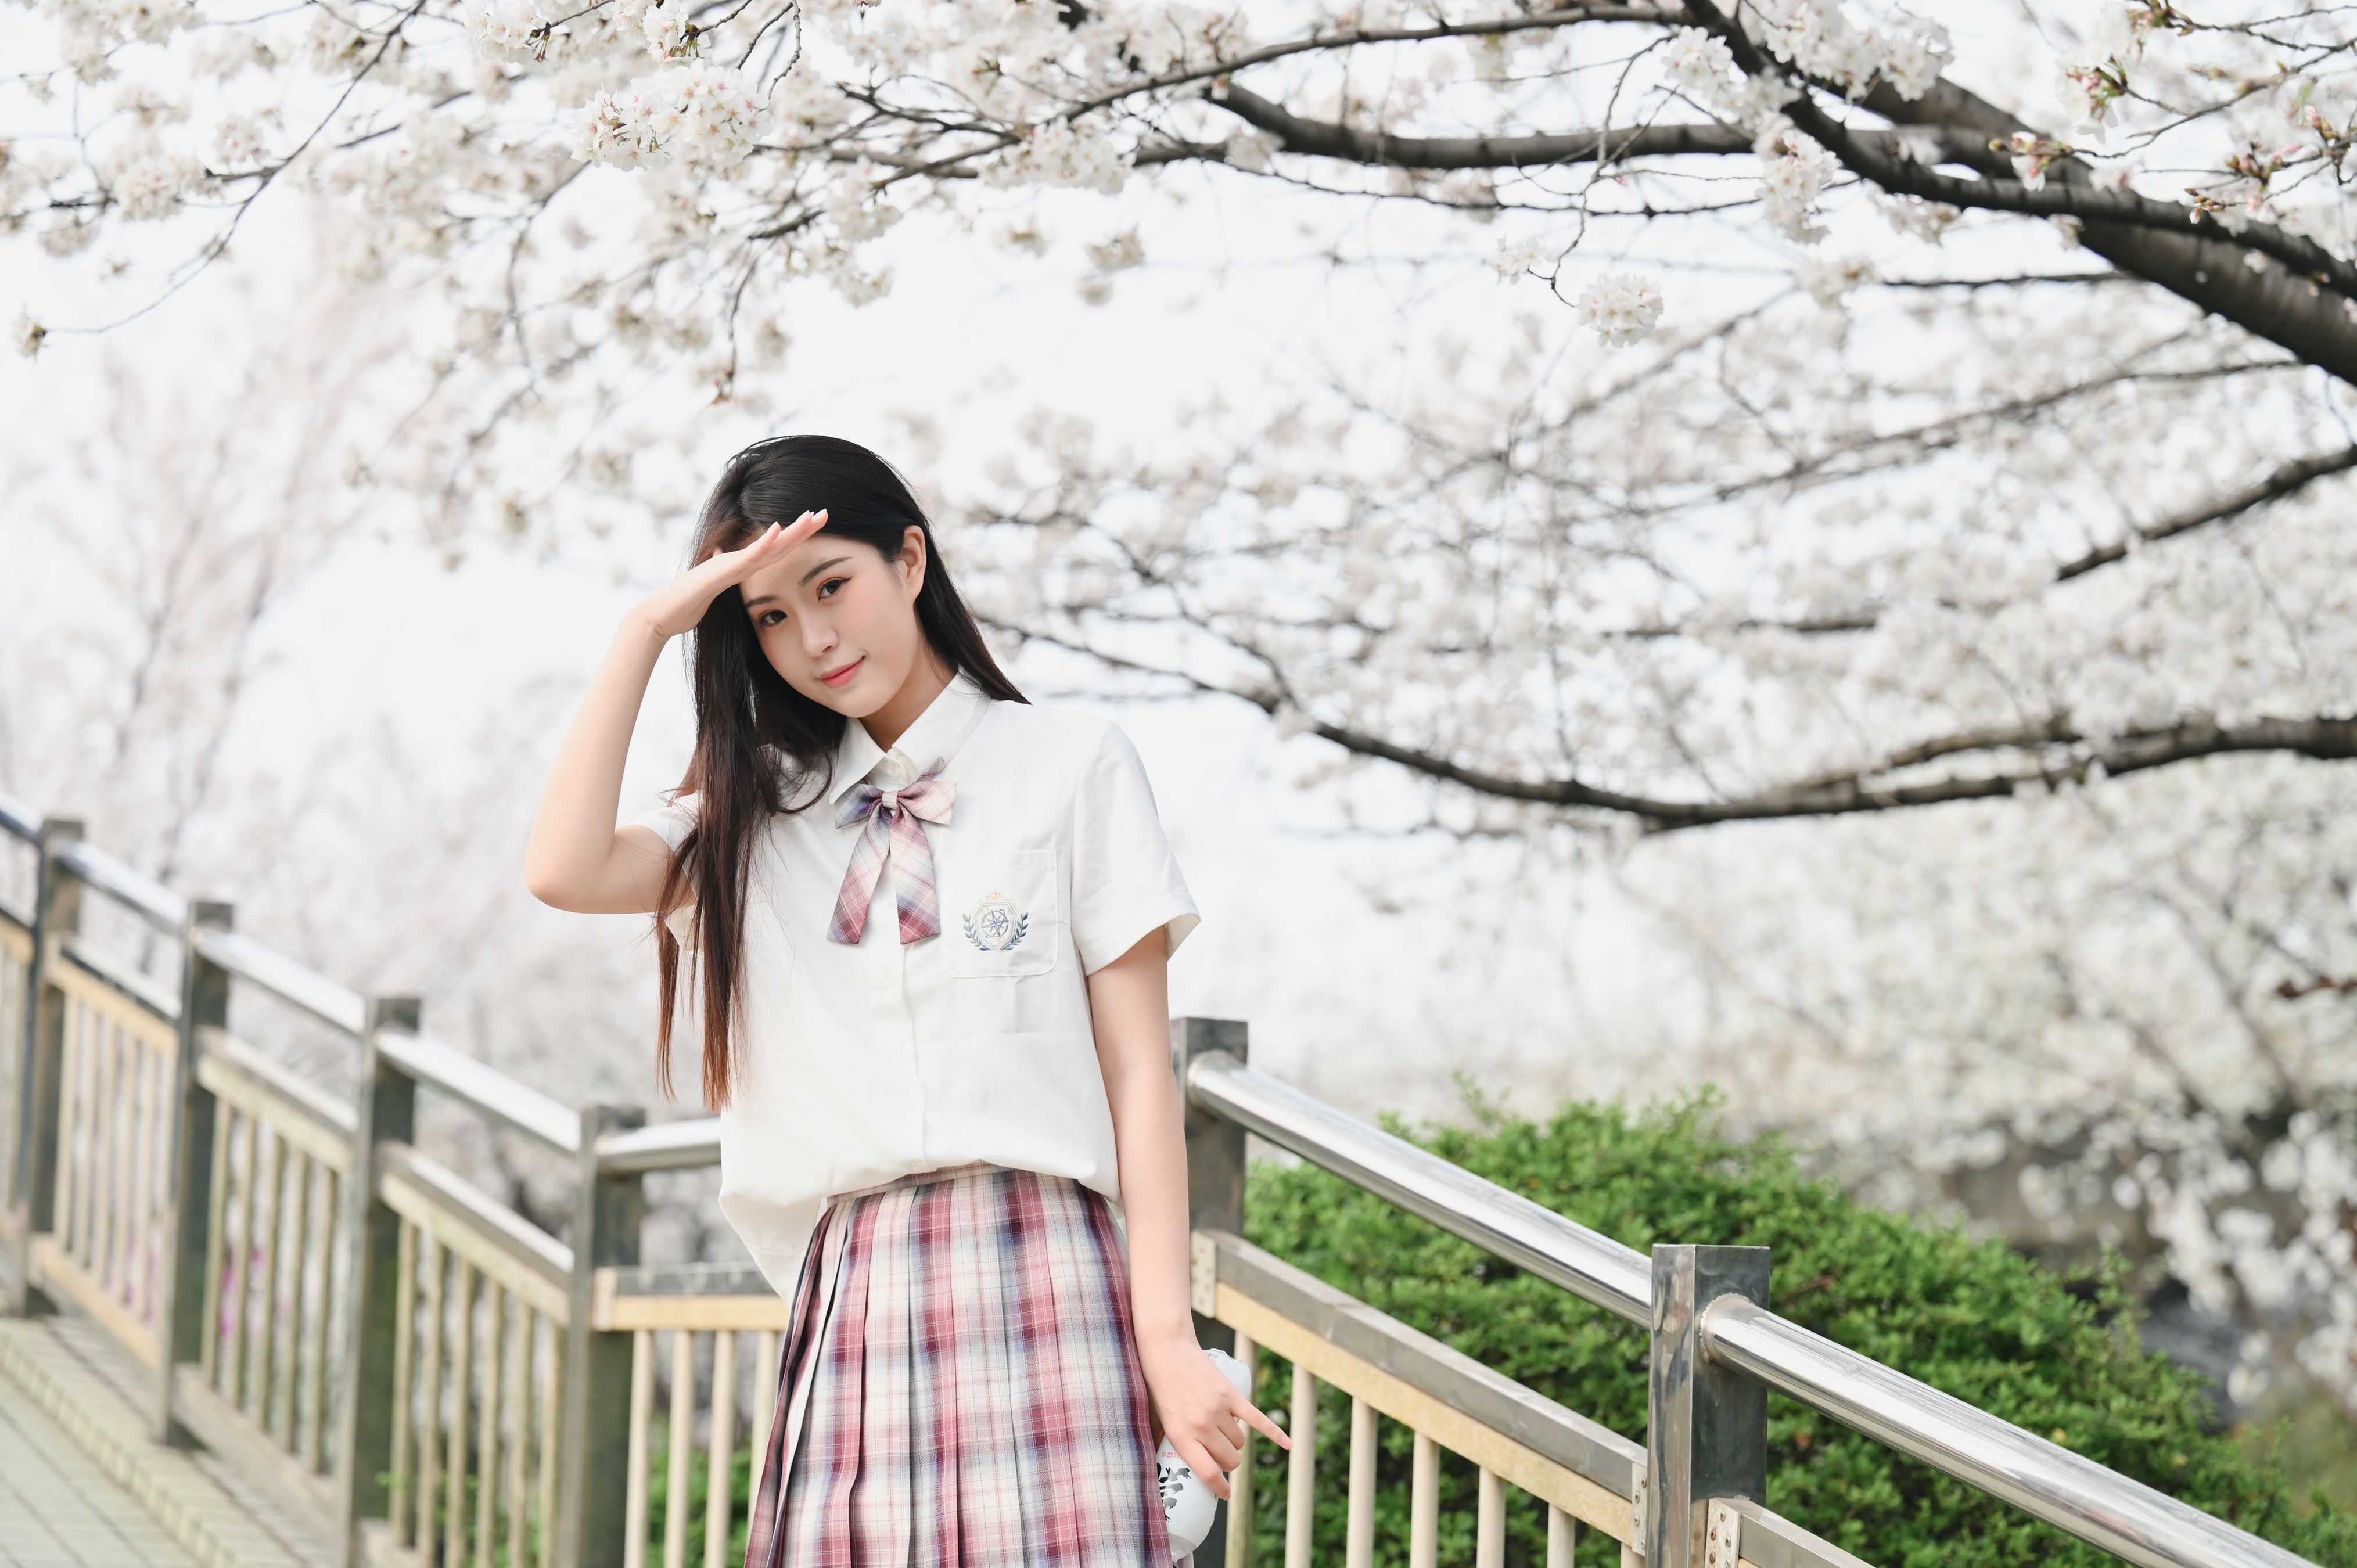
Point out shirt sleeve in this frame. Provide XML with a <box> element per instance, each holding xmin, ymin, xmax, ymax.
<box><xmin>628</xmin><ymin>791</ymin><xmax>699</xmax><ymax>853</ymax></box>
<box><xmin>1069</xmin><ymin>724</ymin><xmax>1200</xmax><ymax>974</ymax></box>
<box><xmin>625</xmin><ymin>792</ymin><xmax>700</xmax><ymax>945</ymax></box>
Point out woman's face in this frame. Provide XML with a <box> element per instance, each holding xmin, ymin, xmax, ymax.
<box><xmin>734</xmin><ymin>522</ymin><xmax>932</xmax><ymax>719</ymax></box>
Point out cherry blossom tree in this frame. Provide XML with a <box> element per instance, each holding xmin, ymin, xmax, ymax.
<box><xmin>9</xmin><ymin>0</ymin><xmax>2357</xmax><ymax>810</ymax></box>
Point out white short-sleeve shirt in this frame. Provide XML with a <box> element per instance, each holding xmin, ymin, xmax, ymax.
<box><xmin>630</xmin><ymin>674</ymin><xmax>1199</xmax><ymax>1296</ymax></box>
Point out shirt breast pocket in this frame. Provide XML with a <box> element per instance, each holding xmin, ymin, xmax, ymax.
<box><xmin>947</xmin><ymin>855</ymin><xmax>1062</xmax><ymax>979</ymax></box>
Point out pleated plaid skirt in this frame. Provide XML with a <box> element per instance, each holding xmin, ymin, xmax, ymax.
<box><xmin>743</xmin><ymin>1164</ymin><xmax>1172</xmax><ymax>1568</ymax></box>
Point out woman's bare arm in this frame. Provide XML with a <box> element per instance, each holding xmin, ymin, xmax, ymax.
<box><xmin>1090</xmin><ymin>932</ymin><xmax>1288</xmax><ymax>1495</ymax></box>
<box><xmin>524</xmin><ymin>618</ymin><xmax>679</xmax><ymax>912</ymax></box>
<box><xmin>523</xmin><ymin>514</ymin><xmax>816</xmax><ymax>912</ymax></box>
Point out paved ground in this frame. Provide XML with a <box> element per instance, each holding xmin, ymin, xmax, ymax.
<box><xmin>0</xmin><ymin>1253</ymin><xmax>327</xmax><ymax>1568</ymax></box>
<box><xmin>0</xmin><ymin>1390</ymin><xmax>205</xmax><ymax>1568</ymax></box>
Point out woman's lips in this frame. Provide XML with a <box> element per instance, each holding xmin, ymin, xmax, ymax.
<box><xmin>819</xmin><ymin>657</ymin><xmax>864</xmax><ymax>688</ymax></box>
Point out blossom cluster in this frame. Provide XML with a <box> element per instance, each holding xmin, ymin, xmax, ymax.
<box><xmin>1661</xmin><ymin>28</ymin><xmax>1796</xmax><ymax>132</ymax></box>
<box><xmin>1574</xmin><ymin>272</ymin><xmax>1663</xmax><ymax>346</ymax></box>
<box><xmin>980</xmin><ymin>119</ymin><xmax>1131</xmax><ymax>196</ymax></box>
<box><xmin>1742</xmin><ymin>0</ymin><xmax>1949</xmax><ymax>102</ymax></box>
<box><xmin>1756</xmin><ymin>121</ymin><xmax>1839</xmax><ymax>244</ymax></box>
<box><xmin>570</xmin><ymin>62</ymin><xmax>760</xmax><ymax>170</ymax></box>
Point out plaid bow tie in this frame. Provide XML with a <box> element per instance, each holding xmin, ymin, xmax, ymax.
<box><xmin>828</xmin><ymin>764</ymin><xmax>955</xmax><ymax>944</ymax></box>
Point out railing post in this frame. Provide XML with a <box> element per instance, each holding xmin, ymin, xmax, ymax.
<box><xmin>8</xmin><ymin>817</ymin><xmax>82</xmax><ymax>1315</ymax></box>
<box><xmin>333</xmin><ymin>995</ymin><xmax>422</xmax><ymax>1568</ymax></box>
<box><xmin>1645</xmin><ymin>1245</ymin><xmax>1770</xmax><ymax>1568</ymax></box>
<box><xmin>156</xmin><ymin>898</ymin><xmax>232</xmax><ymax>1444</ymax></box>
<box><xmin>556</xmin><ymin>1103</ymin><xmax>645</xmax><ymax>1568</ymax></box>
<box><xmin>1173</xmin><ymin>1016</ymin><xmax>1248</xmax><ymax>1568</ymax></box>
<box><xmin>1174</xmin><ymin>1016</ymin><xmax>1249</xmax><ymax>1351</ymax></box>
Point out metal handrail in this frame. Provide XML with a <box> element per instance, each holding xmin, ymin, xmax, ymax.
<box><xmin>1182</xmin><ymin>1049</ymin><xmax>2313</xmax><ymax>1568</ymax></box>
<box><xmin>55</xmin><ymin>839</ymin><xmax>188</xmax><ymax>932</ymax></box>
<box><xmin>376</xmin><ymin>1027</ymin><xmax>582</xmax><ymax>1156</ymax></box>
<box><xmin>0</xmin><ymin>789</ymin><xmax>39</xmax><ymax>844</ymax></box>
<box><xmin>191</xmin><ymin>926</ymin><xmax>368</xmax><ymax>1035</ymax></box>
<box><xmin>5</xmin><ymin>795</ymin><xmax>576</xmax><ymax>1152</ymax></box>
<box><xmin>1185</xmin><ymin>1048</ymin><xmax>1651</xmax><ymax>1323</ymax></box>
<box><xmin>1703</xmin><ymin>1301</ymin><xmax>2311</xmax><ymax>1568</ymax></box>
<box><xmin>597</xmin><ymin>1116</ymin><xmax>720</xmax><ymax>1173</ymax></box>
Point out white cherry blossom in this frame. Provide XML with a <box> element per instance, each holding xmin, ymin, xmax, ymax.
<box><xmin>1574</xmin><ymin>271</ymin><xmax>1663</xmax><ymax>344</ymax></box>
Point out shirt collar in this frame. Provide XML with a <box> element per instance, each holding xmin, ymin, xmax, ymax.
<box><xmin>830</xmin><ymin>672</ymin><xmax>994</xmax><ymax>802</ymax></box>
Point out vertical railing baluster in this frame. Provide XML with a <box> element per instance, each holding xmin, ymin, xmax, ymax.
<box><xmin>228</xmin><ymin>1112</ymin><xmax>259</xmax><ymax>1407</ymax></box>
<box><xmin>157</xmin><ymin>898</ymin><xmax>228</xmax><ymax>1441</ymax></box>
<box><xmin>251</xmin><ymin>1131</ymin><xmax>285</xmax><ymax>1422</ymax></box>
<box><xmin>665</xmin><ymin>1329</ymin><xmax>695</xmax><ymax>1568</ymax></box>
<box><xmin>1547</xmin><ymin>1502</ymin><xmax>1575</xmax><ymax>1568</ymax></box>
<box><xmin>419</xmin><ymin>1235</ymin><xmax>445</xmax><ymax>1559</ymax></box>
<box><xmin>54</xmin><ymin>999</ymin><xmax>82</xmax><ymax>1269</ymax></box>
<box><xmin>127</xmin><ymin>1023</ymin><xmax>150</xmax><ymax>1303</ymax></box>
<box><xmin>1476</xmin><ymin>1467</ymin><xmax>1504</xmax><ymax>1568</ymax></box>
<box><xmin>624</xmin><ymin>1328</ymin><xmax>654</xmax><ymax>1568</ymax></box>
<box><xmin>9</xmin><ymin>817</ymin><xmax>82</xmax><ymax>1316</ymax></box>
<box><xmin>92</xmin><ymin>1009</ymin><xmax>119</xmax><ymax>1288</ymax></box>
<box><xmin>335</xmin><ymin>994</ymin><xmax>421</xmax><ymax>1568</ymax></box>
<box><xmin>140</xmin><ymin>1028</ymin><xmax>167</xmax><ymax>1314</ymax></box>
<box><xmin>1230</xmin><ymin>1333</ymin><xmax>1258</xmax><ymax>1568</ymax></box>
<box><xmin>390</xmin><ymin>1221</ymin><xmax>417</xmax><ymax>1544</ymax></box>
<box><xmin>306</xmin><ymin>1167</ymin><xmax>339</xmax><ymax>1473</ymax></box>
<box><xmin>557</xmin><ymin>1103</ymin><xmax>646</xmax><ymax>1568</ymax></box>
<box><xmin>477</xmin><ymin>1282</ymin><xmax>504</xmax><ymax>1568</ymax></box>
<box><xmin>1346</xmin><ymin>1397</ymin><xmax>1375</xmax><ymax>1568</ymax></box>
<box><xmin>278</xmin><ymin>1149</ymin><xmax>312</xmax><ymax>1447</ymax></box>
<box><xmin>706</xmin><ymin>1330</ymin><xmax>735</xmax><ymax>1568</ymax></box>
<box><xmin>1408</xmin><ymin>1432</ymin><xmax>1437</xmax><ymax>1568</ymax></box>
<box><xmin>121</xmin><ymin>1021</ymin><xmax>150</xmax><ymax>1303</ymax></box>
<box><xmin>1284</xmin><ymin>1363</ymin><xmax>1317</xmax><ymax>1568</ymax></box>
<box><xmin>506</xmin><ymin>1301</ymin><xmax>531</xmax><ymax>1568</ymax></box>
<box><xmin>749</xmin><ymin>1330</ymin><xmax>778</xmax><ymax>1503</ymax></box>
<box><xmin>445</xmin><ymin>1257</ymin><xmax>475</xmax><ymax>1568</ymax></box>
<box><xmin>200</xmin><ymin>1107</ymin><xmax>233</xmax><ymax>1389</ymax></box>
<box><xmin>538</xmin><ymin>1318</ymin><xmax>562</xmax><ymax>1568</ymax></box>
<box><xmin>122</xmin><ymin>1022</ymin><xmax>145</xmax><ymax>1300</ymax></box>
<box><xmin>102</xmin><ymin>1016</ymin><xmax>125</xmax><ymax>1286</ymax></box>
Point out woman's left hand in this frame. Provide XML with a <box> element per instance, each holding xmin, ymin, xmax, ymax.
<box><xmin>1137</xmin><ymin>1332</ymin><xmax>1290</xmax><ymax>1498</ymax></box>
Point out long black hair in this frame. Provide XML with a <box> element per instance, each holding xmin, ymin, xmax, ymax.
<box><xmin>656</xmin><ymin>434</ymin><xmax>1025</xmax><ymax>1106</ymax></box>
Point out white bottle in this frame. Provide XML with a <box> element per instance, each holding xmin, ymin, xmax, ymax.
<box><xmin>1159</xmin><ymin>1347</ymin><xmax>1254</xmax><ymax>1565</ymax></box>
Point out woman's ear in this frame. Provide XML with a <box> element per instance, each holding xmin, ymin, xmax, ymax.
<box><xmin>899</xmin><ymin>524</ymin><xmax>929</xmax><ymax>602</ymax></box>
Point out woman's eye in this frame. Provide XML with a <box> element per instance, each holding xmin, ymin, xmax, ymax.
<box><xmin>756</xmin><ymin>610</ymin><xmax>785</xmax><ymax>628</ymax></box>
<box><xmin>816</xmin><ymin>577</ymin><xmax>847</xmax><ymax>599</ymax></box>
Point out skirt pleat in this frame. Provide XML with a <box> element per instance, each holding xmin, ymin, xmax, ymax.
<box><xmin>743</xmin><ymin>1167</ymin><xmax>1170</xmax><ymax>1568</ymax></box>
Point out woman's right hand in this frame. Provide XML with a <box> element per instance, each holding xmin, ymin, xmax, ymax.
<box><xmin>632</xmin><ymin>509</ymin><xmax>827</xmax><ymax>641</ymax></box>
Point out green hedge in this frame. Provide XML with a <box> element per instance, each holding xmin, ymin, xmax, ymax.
<box><xmin>1236</xmin><ymin>1095</ymin><xmax>2357</xmax><ymax>1568</ymax></box>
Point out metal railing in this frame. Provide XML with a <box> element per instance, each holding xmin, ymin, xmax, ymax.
<box><xmin>1180</xmin><ymin>1051</ymin><xmax>2318</xmax><ymax>1568</ymax></box>
<box><xmin>0</xmin><ymin>790</ymin><xmax>2323</xmax><ymax>1568</ymax></box>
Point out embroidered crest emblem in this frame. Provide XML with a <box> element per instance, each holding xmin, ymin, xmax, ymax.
<box><xmin>961</xmin><ymin>890</ymin><xmax>1030</xmax><ymax>952</ymax></box>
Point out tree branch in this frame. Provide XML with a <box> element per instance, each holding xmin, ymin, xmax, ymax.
<box><xmin>2057</xmin><ymin>444</ymin><xmax>2357</xmax><ymax>579</ymax></box>
<box><xmin>1201</xmin><ymin>82</ymin><xmax>1988</xmax><ymax>172</ymax></box>
<box><xmin>998</xmin><ymin>618</ymin><xmax>2357</xmax><ymax>829</ymax></box>
<box><xmin>1285</xmin><ymin>710</ymin><xmax>2357</xmax><ymax>831</ymax></box>
<box><xmin>1640</xmin><ymin>440</ymin><xmax>2357</xmax><ymax>638</ymax></box>
<box><xmin>1196</xmin><ymin>1</ymin><xmax>2357</xmax><ymax>384</ymax></box>
<box><xmin>1679</xmin><ymin>0</ymin><xmax>2357</xmax><ymax>384</ymax></box>
<box><xmin>1209</xmin><ymin>82</ymin><xmax>1751</xmax><ymax>166</ymax></box>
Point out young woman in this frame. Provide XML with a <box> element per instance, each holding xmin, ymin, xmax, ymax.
<box><xmin>524</xmin><ymin>434</ymin><xmax>1284</xmax><ymax>1568</ymax></box>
